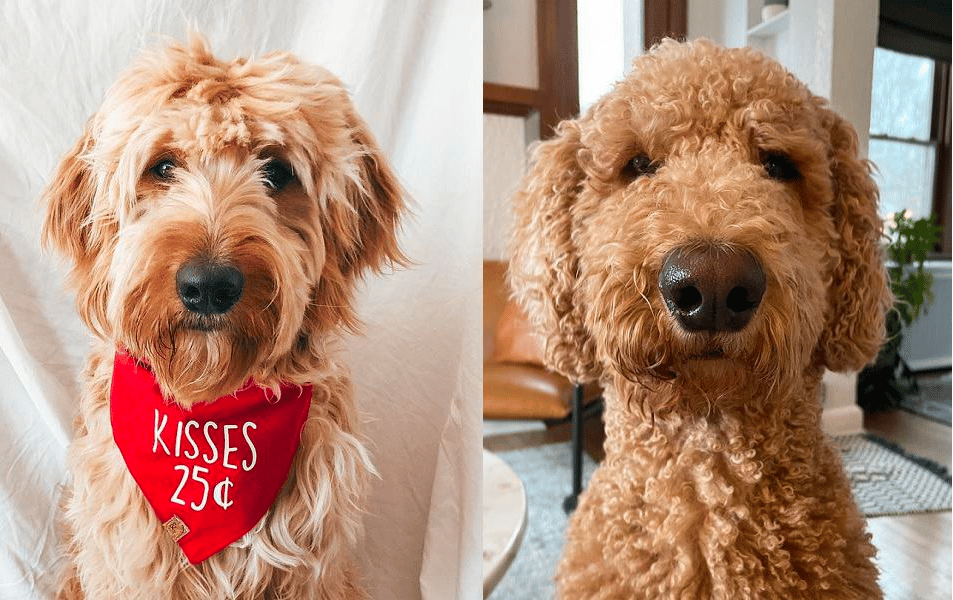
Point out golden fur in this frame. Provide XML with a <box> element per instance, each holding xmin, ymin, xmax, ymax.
<box><xmin>43</xmin><ymin>35</ymin><xmax>405</xmax><ymax>599</ymax></box>
<box><xmin>509</xmin><ymin>39</ymin><xmax>891</xmax><ymax>599</ymax></box>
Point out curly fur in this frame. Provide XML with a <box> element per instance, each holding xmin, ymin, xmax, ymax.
<box><xmin>509</xmin><ymin>39</ymin><xmax>891</xmax><ymax>599</ymax></box>
<box><xmin>43</xmin><ymin>35</ymin><xmax>406</xmax><ymax>599</ymax></box>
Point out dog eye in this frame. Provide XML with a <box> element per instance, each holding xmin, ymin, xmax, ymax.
<box><xmin>761</xmin><ymin>151</ymin><xmax>800</xmax><ymax>182</ymax></box>
<box><xmin>261</xmin><ymin>159</ymin><xmax>294</xmax><ymax>193</ymax></box>
<box><xmin>149</xmin><ymin>158</ymin><xmax>177</xmax><ymax>180</ymax></box>
<box><xmin>622</xmin><ymin>154</ymin><xmax>661</xmax><ymax>179</ymax></box>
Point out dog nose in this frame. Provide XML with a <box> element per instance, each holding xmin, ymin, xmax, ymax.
<box><xmin>658</xmin><ymin>246</ymin><xmax>766</xmax><ymax>333</ymax></box>
<box><xmin>175</xmin><ymin>261</ymin><xmax>244</xmax><ymax>315</ymax></box>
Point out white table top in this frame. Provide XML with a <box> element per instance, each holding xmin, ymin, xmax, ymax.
<box><xmin>482</xmin><ymin>449</ymin><xmax>528</xmax><ymax>598</ymax></box>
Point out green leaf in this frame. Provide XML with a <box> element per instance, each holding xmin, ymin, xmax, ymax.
<box><xmin>882</xmin><ymin>211</ymin><xmax>939</xmax><ymax>329</ymax></box>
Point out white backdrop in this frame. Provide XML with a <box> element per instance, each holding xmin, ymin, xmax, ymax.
<box><xmin>0</xmin><ymin>2</ymin><xmax>481</xmax><ymax>599</ymax></box>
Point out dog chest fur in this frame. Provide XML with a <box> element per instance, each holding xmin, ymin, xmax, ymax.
<box><xmin>557</xmin><ymin>376</ymin><xmax>880</xmax><ymax>599</ymax></box>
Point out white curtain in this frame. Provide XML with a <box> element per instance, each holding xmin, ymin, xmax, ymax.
<box><xmin>0</xmin><ymin>2</ymin><xmax>481</xmax><ymax>599</ymax></box>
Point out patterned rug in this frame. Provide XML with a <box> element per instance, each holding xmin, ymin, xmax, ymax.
<box><xmin>837</xmin><ymin>433</ymin><xmax>951</xmax><ymax>516</ymax></box>
<box><xmin>489</xmin><ymin>434</ymin><xmax>952</xmax><ymax>600</ymax></box>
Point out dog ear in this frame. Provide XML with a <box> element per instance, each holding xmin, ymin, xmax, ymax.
<box><xmin>817</xmin><ymin>111</ymin><xmax>893</xmax><ymax>372</ymax></box>
<box><xmin>508</xmin><ymin>120</ymin><xmax>600</xmax><ymax>383</ymax></box>
<box><xmin>309</xmin><ymin>103</ymin><xmax>408</xmax><ymax>334</ymax></box>
<box><xmin>42</xmin><ymin>122</ymin><xmax>99</xmax><ymax>263</ymax></box>
<box><xmin>340</xmin><ymin>107</ymin><xmax>407</xmax><ymax>277</ymax></box>
<box><xmin>42</xmin><ymin>122</ymin><xmax>114</xmax><ymax>337</ymax></box>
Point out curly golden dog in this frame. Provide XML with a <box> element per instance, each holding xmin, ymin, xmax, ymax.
<box><xmin>509</xmin><ymin>39</ymin><xmax>891</xmax><ymax>599</ymax></box>
<box><xmin>44</xmin><ymin>36</ymin><xmax>405</xmax><ymax>599</ymax></box>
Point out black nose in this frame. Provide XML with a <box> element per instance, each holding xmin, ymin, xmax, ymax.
<box><xmin>658</xmin><ymin>246</ymin><xmax>766</xmax><ymax>333</ymax></box>
<box><xmin>175</xmin><ymin>261</ymin><xmax>244</xmax><ymax>315</ymax></box>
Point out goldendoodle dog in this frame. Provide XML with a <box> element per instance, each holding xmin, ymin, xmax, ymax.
<box><xmin>43</xmin><ymin>35</ymin><xmax>405</xmax><ymax>599</ymax></box>
<box><xmin>509</xmin><ymin>39</ymin><xmax>891</xmax><ymax>599</ymax></box>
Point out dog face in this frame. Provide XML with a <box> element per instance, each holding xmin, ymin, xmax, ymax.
<box><xmin>509</xmin><ymin>39</ymin><xmax>891</xmax><ymax>399</ymax></box>
<box><xmin>44</xmin><ymin>36</ymin><xmax>405</xmax><ymax>406</ymax></box>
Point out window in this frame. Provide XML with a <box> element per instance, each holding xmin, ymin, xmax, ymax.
<box><xmin>872</xmin><ymin>0</ymin><xmax>951</xmax><ymax>254</ymax></box>
<box><xmin>868</xmin><ymin>48</ymin><xmax>937</xmax><ymax>222</ymax></box>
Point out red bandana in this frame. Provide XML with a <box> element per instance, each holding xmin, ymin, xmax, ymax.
<box><xmin>109</xmin><ymin>352</ymin><xmax>312</xmax><ymax>564</ymax></box>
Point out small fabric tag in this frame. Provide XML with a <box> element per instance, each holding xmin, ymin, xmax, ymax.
<box><xmin>163</xmin><ymin>515</ymin><xmax>190</xmax><ymax>542</ymax></box>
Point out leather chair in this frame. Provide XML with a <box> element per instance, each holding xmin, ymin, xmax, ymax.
<box><xmin>483</xmin><ymin>260</ymin><xmax>602</xmax><ymax>511</ymax></box>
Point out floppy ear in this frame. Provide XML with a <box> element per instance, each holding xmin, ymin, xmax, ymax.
<box><xmin>817</xmin><ymin>111</ymin><xmax>893</xmax><ymax>372</ymax></box>
<box><xmin>42</xmin><ymin>122</ymin><xmax>114</xmax><ymax>338</ymax></box>
<box><xmin>42</xmin><ymin>122</ymin><xmax>98</xmax><ymax>263</ymax></box>
<box><xmin>340</xmin><ymin>108</ymin><xmax>408</xmax><ymax>276</ymax></box>
<box><xmin>309</xmin><ymin>103</ymin><xmax>408</xmax><ymax>334</ymax></box>
<box><xmin>508</xmin><ymin>120</ymin><xmax>600</xmax><ymax>384</ymax></box>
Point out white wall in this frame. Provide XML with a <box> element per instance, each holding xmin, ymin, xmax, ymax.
<box><xmin>483</xmin><ymin>0</ymin><xmax>538</xmax><ymax>88</ymax></box>
<box><xmin>483</xmin><ymin>114</ymin><xmax>529</xmax><ymax>261</ymax></box>
<box><xmin>482</xmin><ymin>0</ymin><xmax>539</xmax><ymax>262</ymax></box>
<box><xmin>687</xmin><ymin>0</ymin><xmax>750</xmax><ymax>48</ymax></box>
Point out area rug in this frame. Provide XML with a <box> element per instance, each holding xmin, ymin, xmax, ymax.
<box><xmin>837</xmin><ymin>433</ymin><xmax>951</xmax><ymax>516</ymax></box>
<box><xmin>489</xmin><ymin>434</ymin><xmax>952</xmax><ymax>600</ymax></box>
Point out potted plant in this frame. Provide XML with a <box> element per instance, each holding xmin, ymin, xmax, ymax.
<box><xmin>858</xmin><ymin>210</ymin><xmax>941</xmax><ymax>412</ymax></box>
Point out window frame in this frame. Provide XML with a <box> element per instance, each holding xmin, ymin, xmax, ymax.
<box><xmin>930</xmin><ymin>60</ymin><xmax>951</xmax><ymax>256</ymax></box>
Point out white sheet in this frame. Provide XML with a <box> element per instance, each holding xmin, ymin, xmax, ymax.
<box><xmin>0</xmin><ymin>2</ymin><xmax>481</xmax><ymax>599</ymax></box>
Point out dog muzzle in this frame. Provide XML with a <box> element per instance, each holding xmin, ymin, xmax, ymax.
<box><xmin>109</xmin><ymin>351</ymin><xmax>312</xmax><ymax>564</ymax></box>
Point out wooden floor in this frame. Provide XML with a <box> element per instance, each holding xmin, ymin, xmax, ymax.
<box><xmin>484</xmin><ymin>408</ymin><xmax>952</xmax><ymax>600</ymax></box>
<box><xmin>867</xmin><ymin>511</ymin><xmax>951</xmax><ymax>600</ymax></box>
<box><xmin>864</xmin><ymin>409</ymin><xmax>952</xmax><ymax>600</ymax></box>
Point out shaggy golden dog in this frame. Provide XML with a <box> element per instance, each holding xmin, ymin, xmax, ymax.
<box><xmin>509</xmin><ymin>39</ymin><xmax>891</xmax><ymax>599</ymax></box>
<box><xmin>43</xmin><ymin>36</ymin><xmax>405</xmax><ymax>599</ymax></box>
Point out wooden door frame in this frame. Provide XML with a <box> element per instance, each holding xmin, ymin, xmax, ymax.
<box><xmin>482</xmin><ymin>0</ymin><xmax>577</xmax><ymax>140</ymax></box>
<box><xmin>644</xmin><ymin>0</ymin><xmax>687</xmax><ymax>50</ymax></box>
<box><xmin>482</xmin><ymin>0</ymin><xmax>686</xmax><ymax>138</ymax></box>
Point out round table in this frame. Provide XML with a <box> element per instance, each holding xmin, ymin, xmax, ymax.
<box><xmin>482</xmin><ymin>449</ymin><xmax>528</xmax><ymax>598</ymax></box>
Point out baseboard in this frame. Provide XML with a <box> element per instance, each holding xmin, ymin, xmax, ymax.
<box><xmin>822</xmin><ymin>404</ymin><xmax>865</xmax><ymax>436</ymax></box>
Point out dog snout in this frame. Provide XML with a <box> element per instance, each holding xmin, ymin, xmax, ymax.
<box><xmin>658</xmin><ymin>245</ymin><xmax>766</xmax><ymax>333</ymax></box>
<box><xmin>175</xmin><ymin>260</ymin><xmax>244</xmax><ymax>315</ymax></box>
